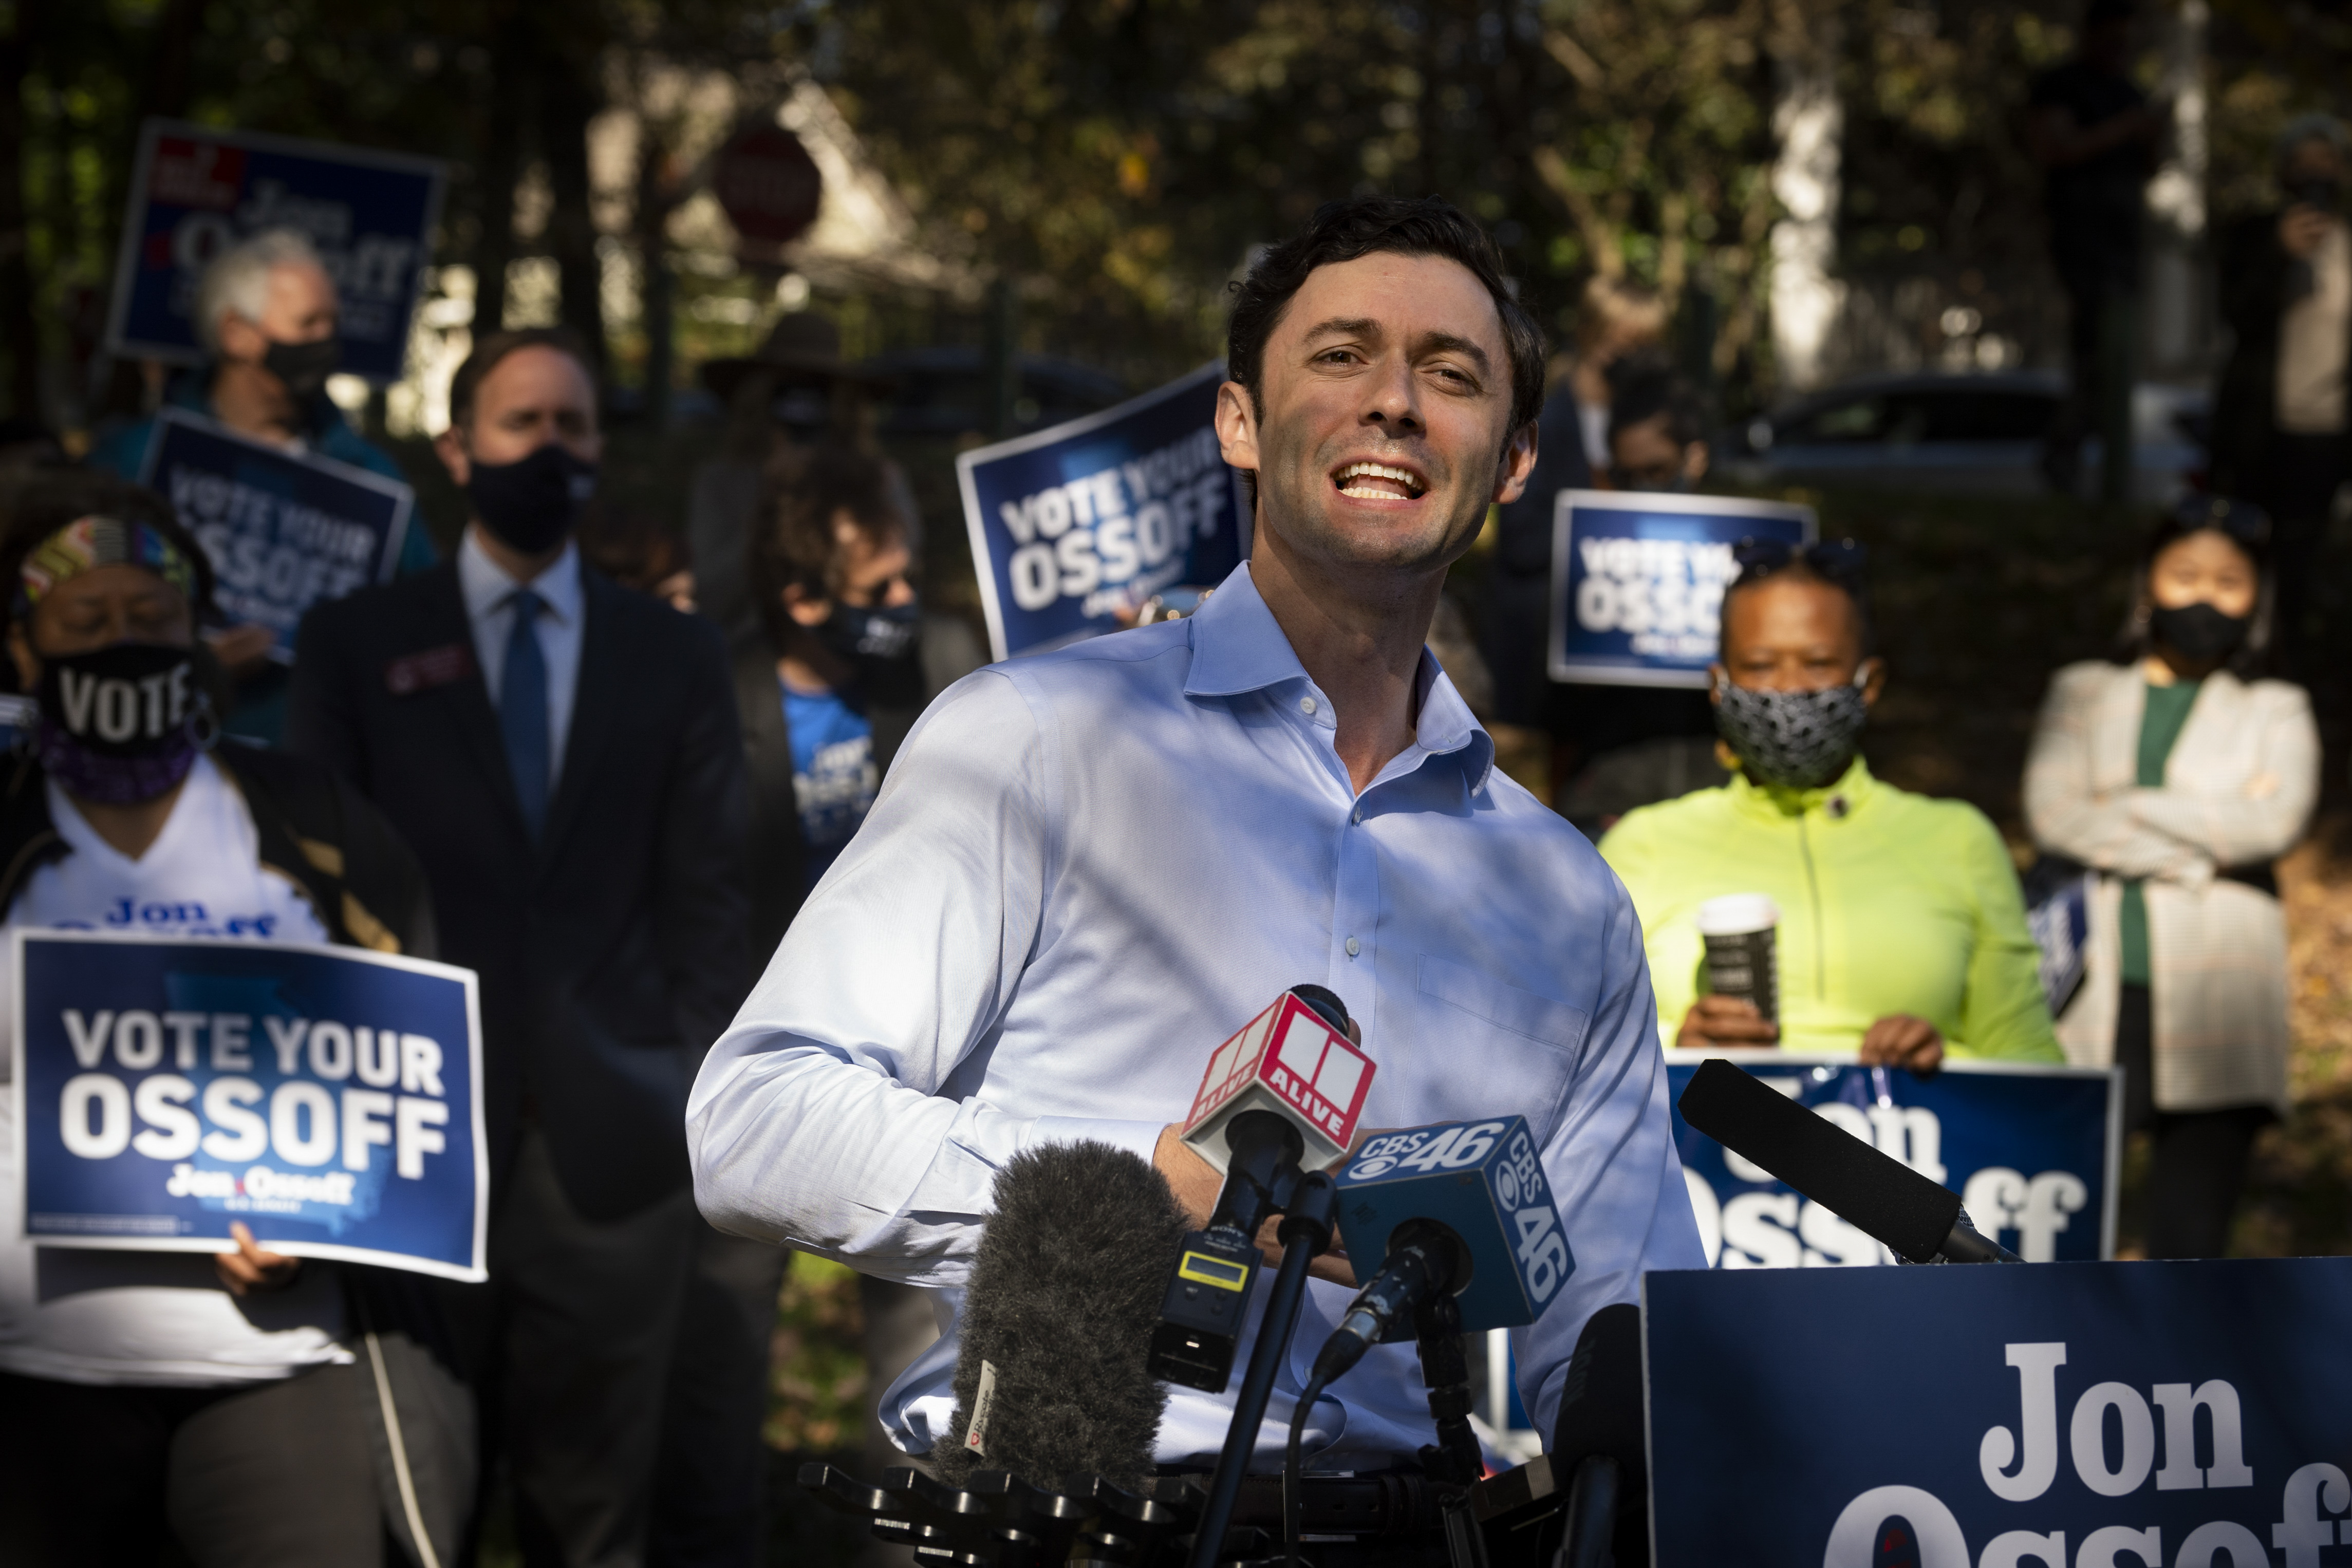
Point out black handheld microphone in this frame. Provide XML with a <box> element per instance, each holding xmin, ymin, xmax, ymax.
<box><xmin>1676</xmin><ymin>1058</ymin><xmax>2021</xmax><ymax>1264</ymax></box>
<box><xmin>1309</xmin><ymin>1114</ymin><xmax>1572</xmax><ymax>1392</ymax></box>
<box><xmin>1553</xmin><ymin>1303</ymin><xmax>1646</xmax><ymax>1568</ymax></box>
<box><xmin>1308</xmin><ymin>1218</ymin><xmax>1464</xmax><ymax>1388</ymax></box>
<box><xmin>935</xmin><ymin>1140</ymin><xmax>1191</xmax><ymax>1492</ymax></box>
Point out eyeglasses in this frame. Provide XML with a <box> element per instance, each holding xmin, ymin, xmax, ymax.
<box><xmin>1730</xmin><ymin>536</ymin><xmax>1869</xmax><ymax>586</ymax></box>
<box><xmin>2173</xmin><ymin>496</ymin><xmax>2271</xmax><ymax>548</ymax></box>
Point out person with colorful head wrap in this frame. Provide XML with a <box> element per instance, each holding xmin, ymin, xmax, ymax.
<box><xmin>0</xmin><ymin>473</ymin><xmax>471</xmax><ymax>1565</ymax></box>
<box><xmin>1598</xmin><ymin>538</ymin><xmax>2063</xmax><ymax>1068</ymax></box>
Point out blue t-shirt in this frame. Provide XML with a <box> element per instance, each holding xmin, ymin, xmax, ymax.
<box><xmin>782</xmin><ymin>679</ymin><xmax>879</xmax><ymax>890</ymax></box>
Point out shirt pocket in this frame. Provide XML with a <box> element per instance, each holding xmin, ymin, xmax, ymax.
<box><xmin>1417</xmin><ymin>954</ymin><xmax>1591</xmax><ymax>1052</ymax></box>
<box><xmin>1402</xmin><ymin>949</ymin><xmax>1590</xmax><ymax>1133</ymax></box>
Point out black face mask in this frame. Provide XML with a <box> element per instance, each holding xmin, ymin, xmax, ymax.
<box><xmin>467</xmin><ymin>443</ymin><xmax>598</xmax><ymax>556</ymax></box>
<box><xmin>2149</xmin><ymin>602</ymin><xmax>2251</xmax><ymax>664</ymax></box>
<box><xmin>34</xmin><ymin>643</ymin><xmax>209</xmax><ymax>805</ymax></box>
<box><xmin>817</xmin><ymin>599</ymin><xmax>923</xmax><ymax>706</ymax></box>
<box><xmin>263</xmin><ymin>336</ymin><xmax>342</xmax><ymax>401</ymax></box>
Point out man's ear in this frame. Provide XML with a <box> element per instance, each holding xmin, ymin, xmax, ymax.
<box><xmin>1492</xmin><ymin>419</ymin><xmax>1540</xmax><ymax>505</ymax></box>
<box><xmin>215</xmin><ymin>312</ymin><xmax>266</xmax><ymax>367</ymax></box>
<box><xmin>434</xmin><ymin>426</ymin><xmax>471</xmax><ymax>489</ymax></box>
<box><xmin>1214</xmin><ymin>381</ymin><xmax>1261</xmax><ymax>481</ymax></box>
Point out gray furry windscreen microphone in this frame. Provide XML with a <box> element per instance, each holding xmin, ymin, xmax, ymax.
<box><xmin>934</xmin><ymin>1140</ymin><xmax>1191</xmax><ymax>1491</ymax></box>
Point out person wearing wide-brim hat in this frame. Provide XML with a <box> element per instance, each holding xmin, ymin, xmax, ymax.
<box><xmin>688</xmin><ymin>312</ymin><xmax>902</xmax><ymax>642</ymax></box>
<box><xmin>698</xmin><ymin>310</ymin><xmax>899</xmax><ymax>406</ymax></box>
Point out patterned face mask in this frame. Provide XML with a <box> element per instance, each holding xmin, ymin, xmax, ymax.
<box><xmin>1713</xmin><ymin>673</ymin><xmax>1872</xmax><ymax>790</ymax></box>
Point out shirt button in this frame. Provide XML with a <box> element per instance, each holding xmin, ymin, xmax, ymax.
<box><xmin>1346</xmin><ymin>937</ymin><xmax>1360</xmax><ymax>958</ymax></box>
<box><xmin>1351</xmin><ymin>807</ymin><xmax>1362</xmax><ymax>825</ymax></box>
<box><xmin>1300</xmin><ymin>696</ymin><xmax>1317</xmax><ymax>715</ymax></box>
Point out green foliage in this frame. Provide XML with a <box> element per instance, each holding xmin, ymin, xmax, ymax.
<box><xmin>766</xmin><ymin>1250</ymin><xmax>869</xmax><ymax>1453</ymax></box>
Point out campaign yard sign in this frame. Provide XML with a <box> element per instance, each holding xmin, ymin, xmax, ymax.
<box><xmin>13</xmin><ymin>931</ymin><xmax>486</xmax><ymax>1281</ymax></box>
<box><xmin>140</xmin><ymin>408</ymin><xmax>412</xmax><ymax>662</ymax></box>
<box><xmin>105</xmin><ymin>119</ymin><xmax>446</xmax><ymax>383</ymax></box>
<box><xmin>1547</xmin><ymin>490</ymin><xmax>1814</xmax><ymax>687</ymax></box>
<box><xmin>1644</xmin><ymin>1260</ymin><xmax>2352</xmax><ymax>1565</ymax></box>
<box><xmin>957</xmin><ymin>362</ymin><xmax>1249</xmax><ymax>660</ymax></box>
<box><xmin>1666</xmin><ymin>1053</ymin><xmax>2121</xmax><ymax>1267</ymax></box>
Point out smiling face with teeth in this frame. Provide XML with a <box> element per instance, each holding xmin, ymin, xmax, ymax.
<box><xmin>1215</xmin><ymin>251</ymin><xmax>1537</xmax><ymax>584</ymax></box>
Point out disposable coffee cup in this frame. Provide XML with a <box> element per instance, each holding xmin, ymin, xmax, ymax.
<box><xmin>1695</xmin><ymin>893</ymin><xmax>1780</xmax><ymax>1023</ymax></box>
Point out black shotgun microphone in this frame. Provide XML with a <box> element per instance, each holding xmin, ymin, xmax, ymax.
<box><xmin>935</xmin><ymin>1141</ymin><xmax>1191</xmax><ymax>1491</ymax></box>
<box><xmin>1676</xmin><ymin>1058</ymin><xmax>2021</xmax><ymax>1264</ymax></box>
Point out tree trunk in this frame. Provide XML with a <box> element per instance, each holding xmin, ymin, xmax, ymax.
<box><xmin>635</xmin><ymin>112</ymin><xmax>674</xmax><ymax>433</ymax></box>
<box><xmin>471</xmin><ymin>20</ymin><xmax>533</xmax><ymax>341</ymax></box>
<box><xmin>539</xmin><ymin>44</ymin><xmax>605</xmax><ymax>380</ymax></box>
<box><xmin>0</xmin><ymin>0</ymin><xmax>40</xmax><ymax>420</ymax></box>
<box><xmin>1766</xmin><ymin>0</ymin><xmax>1844</xmax><ymax>393</ymax></box>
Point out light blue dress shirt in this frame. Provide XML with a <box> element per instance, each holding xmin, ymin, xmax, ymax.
<box><xmin>687</xmin><ymin>563</ymin><xmax>1704</xmax><ymax>1470</ymax></box>
<box><xmin>457</xmin><ymin>528</ymin><xmax>584</xmax><ymax>792</ymax></box>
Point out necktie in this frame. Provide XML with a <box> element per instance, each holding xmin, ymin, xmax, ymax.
<box><xmin>500</xmin><ymin>588</ymin><xmax>550</xmax><ymax>839</ymax></box>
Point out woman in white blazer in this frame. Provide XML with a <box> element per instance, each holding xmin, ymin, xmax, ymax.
<box><xmin>2024</xmin><ymin>498</ymin><xmax>2317</xmax><ymax>1258</ymax></box>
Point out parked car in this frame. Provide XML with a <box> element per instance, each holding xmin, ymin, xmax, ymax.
<box><xmin>1716</xmin><ymin>370</ymin><xmax>2208</xmax><ymax>506</ymax></box>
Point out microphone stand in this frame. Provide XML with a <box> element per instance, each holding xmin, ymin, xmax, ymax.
<box><xmin>1413</xmin><ymin>1294</ymin><xmax>1491</xmax><ymax>1568</ymax></box>
<box><xmin>1185</xmin><ymin>1168</ymin><xmax>1338</xmax><ymax>1568</ymax></box>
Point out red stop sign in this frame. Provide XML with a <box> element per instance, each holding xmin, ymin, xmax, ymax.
<box><xmin>713</xmin><ymin>125</ymin><xmax>822</xmax><ymax>248</ymax></box>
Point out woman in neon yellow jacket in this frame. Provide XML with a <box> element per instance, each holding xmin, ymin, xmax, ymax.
<box><xmin>1598</xmin><ymin>539</ymin><xmax>2062</xmax><ymax>1070</ymax></box>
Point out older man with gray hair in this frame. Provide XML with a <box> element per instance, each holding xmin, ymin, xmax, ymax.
<box><xmin>91</xmin><ymin>228</ymin><xmax>438</xmax><ymax>742</ymax></box>
<box><xmin>2213</xmin><ymin>113</ymin><xmax>2352</xmax><ymax>676</ymax></box>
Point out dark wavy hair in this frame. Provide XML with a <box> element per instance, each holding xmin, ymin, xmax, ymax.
<box><xmin>748</xmin><ymin>445</ymin><xmax>907</xmax><ymax>650</ymax></box>
<box><xmin>2116</xmin><ymin>497</ymin><xmax>2275</xmax><ymax>679</ymax></box>
<box><xmin>1224</xmin><ymin>195</ymin><xmax>1546</xmax><ymax>440</ymax></box>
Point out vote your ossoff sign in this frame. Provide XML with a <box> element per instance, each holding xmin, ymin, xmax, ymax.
<box><xmin>13</xmin><ymin>931</ymin><xmax>487</xmax><ymax>1280</ymax></box>
<box><xmin>1547</xmin><ymin>490</ymin><xmax>1814</xmax><ymax>688</ymax></box>
<box><xmin>957</xmin><ymin>362</ymin><xmax>1250</xmax><ymax>661</ymax></box>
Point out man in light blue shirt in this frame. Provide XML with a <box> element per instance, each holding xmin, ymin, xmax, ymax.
<box><xmin>688</xmin><ymin>196</ymin><xmax>1703</xmax><ymax>1476</ymax></box>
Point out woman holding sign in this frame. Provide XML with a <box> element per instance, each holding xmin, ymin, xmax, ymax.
<box><xmin>1599</xmin><ymin>538</ymin><xmax>2063</xmax><ymax>1070</ymax></box>
<box><xmin>0</xmin><ymin>474</ymin><xmax>462</xmax><ymax>1566</ymax></box>
<box><xmin>2024</xmin><ymin>498</ymin><xmax>2318</xmax><ymax>1258</ymax></box>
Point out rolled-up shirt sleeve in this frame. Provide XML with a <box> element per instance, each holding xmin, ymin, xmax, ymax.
<box><xmin>1514</xmin><ymin>867</ymin><xmax>1707</xmax><ymax>1440</ymax></box>
<box><xmin>686</xmin><ymin>669</ymin><xmax>1163</xmax><ymax>1286</ymax></box>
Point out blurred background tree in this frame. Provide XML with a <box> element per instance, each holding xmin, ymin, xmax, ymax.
<box><xmin>0</xmin><ymin>0</ymin><xmax>2340</xmax><ymax>437</ymax></box>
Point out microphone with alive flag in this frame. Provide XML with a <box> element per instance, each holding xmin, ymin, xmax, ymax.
<box><xmin>1676</xmin><ymin>1057</ymin><xmax>2022</xmax><ymax>1264</ymax></box>
<box><xmin>1148</xmin><ymin>985</ymin><xmax>1374</xmax><ymax>1393</ymax></box>
<box><xmin>935</xmin><ymin>1140</ymin><xmax>1191</xmax><ymax>1493</ymax></box>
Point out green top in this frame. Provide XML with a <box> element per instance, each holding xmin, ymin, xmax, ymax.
<box><xmin>1598</xmin><ymin>755</ymin><xmax>2063</xmax><ymax>1061</ymax></box>
<box><xmin>2118</xmin><ymin>678</ymin><xmax>2201</xmax><ymax>984</ymax></box>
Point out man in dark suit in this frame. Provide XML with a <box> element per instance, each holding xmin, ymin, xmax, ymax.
<box><xmin>289</xmin><ymin>327</ymin><xmax>749</xmax><ymax>1567</ymax></box>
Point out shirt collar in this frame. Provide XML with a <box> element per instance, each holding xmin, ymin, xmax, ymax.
<box><xmin>1183</xmin><ymin>563</ymin><xmax>1495</xmax><ymax>793</ymax></box>
<box><xmin>1725</xmin><ymin>752</ymin><xmax>1877</xmax><ymax>822</ymax></box>
<box><xmin>458</xmin><ymin>526</ymin><xmax>583</xmax><ymax>627</ymax></box>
